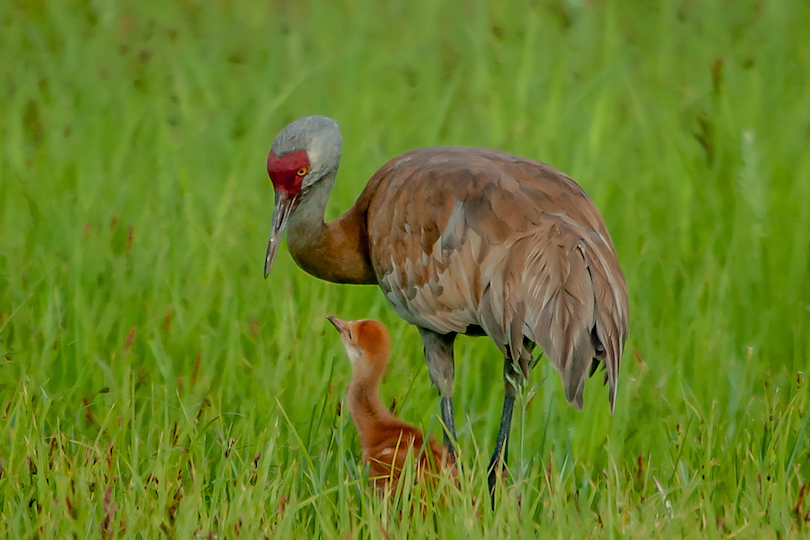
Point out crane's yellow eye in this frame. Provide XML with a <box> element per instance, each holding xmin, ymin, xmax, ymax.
<box><xmin>297</xmin><ymin>167</ymin><xmax>308</xmax><ymax>177</ymax></box>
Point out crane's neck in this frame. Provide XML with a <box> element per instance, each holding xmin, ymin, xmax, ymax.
<box><xmin>285</xmin><ymin>172</ymin><xmax>376</xmax><ymax>284</ymax></box>
<box><xmin>346</xmin><ymin>369</ymin><xmax>399</xmax><ymax>446</ymax></box>
<box><xmin>287</xmin><ymin>172</ymin><xmax>335</xmax><ymax>245</ymax></box>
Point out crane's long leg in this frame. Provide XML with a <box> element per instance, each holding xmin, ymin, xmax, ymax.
<box><xmin>441</xmin><ymin>394</ymin><xmax>457</xmax><ymax>451</ymax></box>
<box><xmin>487</xmin><ymin>354</ymin><xmax>522</xmax><ymax>501</ymax></box>
<box><xmin>417</xmin><ymin>328</ymin><xmax>458</xmax><ymax>456</ymax></box>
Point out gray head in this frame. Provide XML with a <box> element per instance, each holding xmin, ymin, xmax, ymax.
<box><xmin>264</xmin><ymin>116</ymin><xmax>343</xmax><ymax>278</ymax></box>
<box><xmin>270</xmin><ymin>116</ymin><xmax>342</xmax><ymax>187</ymax></box>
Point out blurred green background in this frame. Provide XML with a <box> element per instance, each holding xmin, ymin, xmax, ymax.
<box><xmin>1</xmin><ymin>0</ymin><xmax>809</xmax><ymax>537</ymax></box>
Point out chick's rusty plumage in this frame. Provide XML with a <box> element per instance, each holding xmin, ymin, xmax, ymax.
<box><xmin>328</xmin><ymin>316</ymin><xmax>454</xmax><ymax>490</ymax></box>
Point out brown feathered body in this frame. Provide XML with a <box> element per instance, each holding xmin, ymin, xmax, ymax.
<box><xmin>328</xmin><ymin>317</ymin><xmax>453</xmax><ymax>491</ymax></box>
<box><xmin>299</xmin><ymin>148</ymin><xmax>628</xmax><ymax>410</ymax></box>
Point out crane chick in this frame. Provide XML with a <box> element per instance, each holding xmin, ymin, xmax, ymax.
<box><xmin>327</xmin><ymin>315</ymin><xmax>454</xmax><ymax>492</ymax></box>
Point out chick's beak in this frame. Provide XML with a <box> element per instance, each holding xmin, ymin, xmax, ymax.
<box><xmin>326</xmin><ymin>315</ymin><xmax>349</xmax><ymax>334</ymax></box>
<box><xmin>265</xmin><ymin>190</ymin><xmax>297</xmax><ymax>279</ymax></box>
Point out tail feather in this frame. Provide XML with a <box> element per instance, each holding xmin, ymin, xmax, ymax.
<box><xmin>513</xmin><ymin>217</ymin><xmax>627</xmax><ymax>411</ymax></box>
<box><xmin>587</xmin><ymin>237</ymin><xmax>628</xmax><ymax>412</ymax></box>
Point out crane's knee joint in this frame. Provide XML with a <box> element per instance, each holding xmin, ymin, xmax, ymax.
<box><xmin>428</xmin><ymin>366</ymin><xmax>454</xmax><ymax>397</ymax></box>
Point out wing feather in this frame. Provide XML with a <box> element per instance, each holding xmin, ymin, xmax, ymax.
<box><xmin>365</xmin><ymin>147</ymin><xmax>628</xmax><ymax>410</ymax></box>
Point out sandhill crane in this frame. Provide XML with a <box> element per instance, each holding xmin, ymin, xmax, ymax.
<box><xmin>327</xmin><ymin>316</ymin><xmax>454</xmax><ymax>491</ymax></box>
<box><xmin>263</xmin><ymin>116</ymin><xmax>628</xmax><ymax>495</ymax></box>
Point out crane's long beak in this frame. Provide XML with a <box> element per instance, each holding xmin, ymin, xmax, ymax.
<box><xmin>264</xmin><ymin>190</ymin><xmax>297</xmax><ymax>279</ymax></box>
<box><xmin>326</xmin><ymin>315</ymin><xmax>348</xmax><ymax>334</ymax></box>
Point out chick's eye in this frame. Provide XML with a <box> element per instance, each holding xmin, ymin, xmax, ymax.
<box><xmin>296</xmin><ymin>167</ymin><xmax>308</xmax><ymax>177</ymax></box>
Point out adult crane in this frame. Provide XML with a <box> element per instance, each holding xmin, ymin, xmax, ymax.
<box><xmin>263</xmin><ymin>115</ymin><xmax>629</xmax><ymax>494</ymax></box>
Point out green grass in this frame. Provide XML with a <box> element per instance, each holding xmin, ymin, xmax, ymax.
<box><xmin>1</xmin><ymin>0</ymin><xmax>809</xmax><ymax>537</ymax></box>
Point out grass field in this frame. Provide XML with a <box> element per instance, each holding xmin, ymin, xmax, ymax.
<box><xmin>2</xmin><ymin>0</ymin><xmax>810</xmax><ymax>537</ymax></box>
